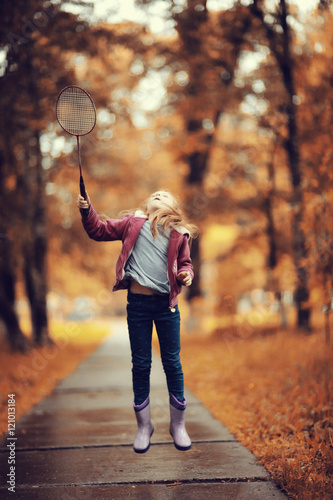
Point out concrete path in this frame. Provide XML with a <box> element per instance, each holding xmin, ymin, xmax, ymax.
<box><xmin>0</xmin><ymin>319</ymin><xmax>288</xmax><ymax>499</ymax></box>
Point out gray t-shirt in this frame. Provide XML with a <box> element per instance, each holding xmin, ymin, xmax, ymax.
<box><xmin>124</xmin><ymin>220</ymin><xmax>170</xmax><ymax>294</ymax></box>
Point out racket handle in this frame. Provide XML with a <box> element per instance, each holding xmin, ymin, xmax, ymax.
<box><xmin>80</xmin><ymin>176</ymin><xmax>86</xmax><ymax>200</ymax></box>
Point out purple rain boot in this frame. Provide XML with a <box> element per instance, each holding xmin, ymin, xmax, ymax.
<box><xmin>169</xmin><ymin>393</ymin><xmax>192</xmax><ymax>451</ymax></box>
<box><xmin>133</xmin><ymin>397</ymin><xmax>154</xmax><ymax>453</ymax></box>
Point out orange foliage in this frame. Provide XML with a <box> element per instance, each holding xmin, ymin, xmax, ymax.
<box><xmin>181</xmin><ymin>329</ymin><xmax>333</xmax><ymax>499</ymax></box>
<box><xmin>0</xmin><ymin>321</ymin><xmax>109</xmax><ymax>438</ymax></box>
<box><xmin>0</xmin><ymin>342</ymin><xmax>95</xmax><ymax>437</ymax></box>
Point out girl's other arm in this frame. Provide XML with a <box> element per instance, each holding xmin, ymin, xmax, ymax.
<box><xmin>177</xmin><ymin>236</ymin><xmax>194</xmax><ymax>285</ymax></box>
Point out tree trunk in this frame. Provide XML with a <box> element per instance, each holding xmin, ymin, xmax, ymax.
<box><xmin>264</xmin><ymin>144</ymin><xmax>288</xmax><ymax>328</ymax></box>
<box><xmin>0</xmin><ymin>298</ymin><xmax>30</xmax><ymax>352</ymax></box>
<box><xmin>0</xmin><ymin>234</ymin><xmax>30</xmax><ymax>352</ymax></box>
<box><xmin>23</xmin><ymin>247</ymin><xmax>50</xmax><ymax>346</ymax></box>
<box><xmin>23</xmin><ymin>131</ymin><xmax>52</xmax><ymax>346</ymax></box>
<box><xmin>251</xmin><ymin>0</ymin><xmax>311</xmax><ymax>331</ymax></box>
<box><xmin>264</xmin><ymin>196</ymin><xmax>278</xmax><ymax>270</ymax></box>
<box><xmin>279</xmin><ymin>0</ymin><xmax>311</xmax><ymax>331</ymax></box>
<box><xmin>324</xmin><ymin>309</ymin><xmax>331</xmax><ymax>345</ymax></box>
<box><xmin>0</xmin><ymin>146</ymin><xmax>30</xmax><ymax>351</ymax></box>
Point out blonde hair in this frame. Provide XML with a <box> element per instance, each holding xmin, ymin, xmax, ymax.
<box><xmin>139</xmin><ymin>190</ymin><xmax>199</xmax><ymax>241</ymax></box>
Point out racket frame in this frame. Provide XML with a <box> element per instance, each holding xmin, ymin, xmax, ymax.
<box><xmin>56</xmin><ymin>85</ymin><xmax>96</xmax><ymax>200</ymax></box>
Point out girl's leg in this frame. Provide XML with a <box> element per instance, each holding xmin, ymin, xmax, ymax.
<box><xmin>154</xmin><ymin>304</ymin><xmax>184</xmax><ymax>403</ymax></box>
<box><xmin>126</xmin><ymin>293</ymin><xmax>154</xmax><ymax>405</ymax></box>
<box><xmin>154</xmin><ymin>301</ymin><xmax>191</xmax><ymax>450</ymax></box>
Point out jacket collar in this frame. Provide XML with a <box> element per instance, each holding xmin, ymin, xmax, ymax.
<box><xmin>134</xmin><ymin>210</ymin><xmax>148</xmax><ymax>219</ymax></box>
<box><xmin>134</xmin><ymin>210</ymin><xmax>189</xmax><ymax>236</ymax></box>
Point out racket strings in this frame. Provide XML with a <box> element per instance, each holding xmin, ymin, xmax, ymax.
<box><xmin>56</xmin><ymin>87</ymin><xmax>96</xmax><ymax>136</ymax></box>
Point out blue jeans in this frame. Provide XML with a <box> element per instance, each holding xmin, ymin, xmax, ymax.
<box><xmin>126</xmin><ymin>291</ymin><xmax>184</xmax><ymax>406</ymax></box>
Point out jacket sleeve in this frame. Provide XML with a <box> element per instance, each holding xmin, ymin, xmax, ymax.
<box><xmin>80</xmin><ymin>205</ymin><xmax>131</xmax><ymax>241</ymax></box>
<box><xmin>177</xmin><ymin>235</ymin><xmax>194</xmax><ymax>281</ymax></box>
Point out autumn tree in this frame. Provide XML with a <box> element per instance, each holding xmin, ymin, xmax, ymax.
<box><xmin>0</xmin><ymin>0</ymin><xmax>168</xmax><ymax>349</ymax></box>
<box><xmin>0</xmin><ymin>0</ymin><xmax>90</xmax><ymax>347</ymax></box>
<box><xmin>297</xmin><ymin>6</ymin><xmax>333</xmax><ymax>341</ymax></box>
<box><xmin>248</xmin><ymin>0</ymin><xmax>312</xmax><ymax>330</ymax></box>
<box><xmin>132</xmin><ymin>1</ymin><xmax>257</xmax><ymax>300</ymax></box>
<box><xmin>0</xmin><ymin>0</ymin><xmax>113</xmax><ymax>348</ymax></box>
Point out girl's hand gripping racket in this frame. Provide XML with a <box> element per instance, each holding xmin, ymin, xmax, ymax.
<box><xmin>56</xmin><ymin>86</ymin><xmax>96</xmax><ymax>199</ymax></box>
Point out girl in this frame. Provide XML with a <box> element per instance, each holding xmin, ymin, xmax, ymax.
<box><xmin>77</xmin><ymin>190</ymin><xmax>198</xmax><ymax>453</ymax></box>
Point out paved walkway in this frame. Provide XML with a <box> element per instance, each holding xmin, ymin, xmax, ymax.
<box><xmin>0</xmin><ymin>319</ymin><xmax>288</xmax><ymax>499</ymax></box>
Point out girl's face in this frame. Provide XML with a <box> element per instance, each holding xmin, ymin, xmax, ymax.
<box><xmin>146</xmin><ymin>191</ymin><xmax>175</xmax><ymax>214</ymax></box>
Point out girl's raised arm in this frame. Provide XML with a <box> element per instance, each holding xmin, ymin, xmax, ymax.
<box><xmin>77</xmin><ymin>194</ymin><xmax>131</xmax><ymax>242</ymax></box>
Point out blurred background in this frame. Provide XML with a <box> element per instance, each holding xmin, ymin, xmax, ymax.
<box><xmin>0</xmin><ymin>0</ymin><xmax>332</xmax><ymax>350</ymax></box>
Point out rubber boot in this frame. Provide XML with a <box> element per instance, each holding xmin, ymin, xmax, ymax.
<box><xmin>169</xmin><ymin>393</ymin><xmax>191</xmax><ymax>451</ymax></box>
<box><xmin>133</xmin><ymin>397</ymin><xmax>154</xmax><ymax>453</ymax></box>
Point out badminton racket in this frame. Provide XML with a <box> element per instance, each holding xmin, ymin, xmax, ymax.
<box><xmin>56</xmin><ymin>85</ymin><xmax>96</xmax><ymax>199</ymax></box>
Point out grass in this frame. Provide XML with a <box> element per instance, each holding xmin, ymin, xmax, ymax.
<box><xmin>0</xmin><ymin>319</ymin><xmax>110</xmax><ymax>437</ymax></box>
<box><xmin>181</xmin><ymin>327</ymin><xmax>333</xmax><ymax>499</ymax></box>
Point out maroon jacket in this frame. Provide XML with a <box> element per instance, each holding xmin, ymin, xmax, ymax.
<box><xmin>81</xmin><ymin>205</ymin><xmax>194</xmax><ymax>308</ymax></box>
